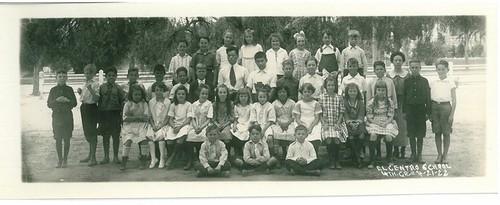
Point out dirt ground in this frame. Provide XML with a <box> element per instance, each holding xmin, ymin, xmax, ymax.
<box><xmin>20</xmin><ymin>83</ymin><xmax>487</xmax><ymax>182</ymax></box>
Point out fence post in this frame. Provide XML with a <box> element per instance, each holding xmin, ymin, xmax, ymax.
<box><xmin>38</xmin><ymin>71</ymin><xmax>44</xmax><ymax>99</ymax></box>
<box><xmin>99</xmin><ymin>69</ymin><xmax>104</xmax><ymax>85</ymax></box>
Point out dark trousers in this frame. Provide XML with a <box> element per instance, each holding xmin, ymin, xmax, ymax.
<box><xmin>285</xmin><ymin>159</ymin><xmax>327</xmax><ymax>175</ymax></box>
<box><xmin>231</xmin><ymin>137</ymin><xmax>247</xmax><ymax>158</ymax></box>
<box><xmin>193</xmin><ymin>161</ymin><xmax>231</xmax><ymax>176</ymax></box>
<box><xmin>80</xmin><ymin>103</ymin><xmax>98</xmax><ymax>141</ymax></box>
<box><xmin>235</xmin><ymin>162</ymin><xmax>272</xmax><ymax>172</ymax></box>
<box><xmin>406</xmin><ymin>104</ymin><xmax>427</xmax><ymax>138</ymax></box>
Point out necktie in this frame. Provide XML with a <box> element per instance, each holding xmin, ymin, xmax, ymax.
<box><xmin>230</xmin><ymin>65</ymin><xmax>236</xmax><ymax>87</ymax></box>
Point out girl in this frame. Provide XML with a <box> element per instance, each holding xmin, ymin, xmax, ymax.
<box><xmin>216</xmin><ymin>29</ymin><xmax>235</xmax><ymax>70</ymax></box>
<box><xmin>239</xmin><ymin>28</ymin><xmax>263</xmax><ymax>73</ymax></box>
<box><xmin>212</xmin><ymin>84</ymin><xmax>235</xmax><ymax>149</ymax></box>
<box><xmin>270</xmin><ymin>86</ymin><xmax>296</xmax><ymax>161</ymax></box>
<box><xmin>146</xmin><ymin>82</ymin><xmax>170</xmax><ymax>169</ymax></box>
<box><xmin>366</xmin><ymin>81</ymin><xmax>399</xmax><ymax>168</ymax></box>
<box><xmin>165</xmin><ymin>85</ymin><xmax>193</xmax><ymax>170</ymax></box>
<box><xmin>185</xmin><ymin>84</ymin><xmax>213</xmax><ymax>170</ymax></box>
<box><xmin>289</xmin><ymin>31</ymin><xmax>311</xmax><ymax>80</ymax></box>
<box><xmin>320</xmin><ymin>76</ymin><xmax>348</xmax><ymax>170</ymax></box>
<box><xmin>299</xmin><ymin>57</ymin><xmax>324</xmax><ymax>100</ymax></box>
<box><xmin>231</xmin><ymin>88</ymin><xmax>253</xmax><ymax>158</ymax></box>
<box><xmin>120</xmin><ymin>84</ymin><xmax>151</xmax><ymax>171</ymax></box>
<box><xmin>387</xmin><ymin>52</ymin><xmax>409</xmax><ymax>160</ymax></box>
<box><xmin>314</xmin><ymin>29</ymin><xmax>341</xmax><ymax>79</ymax></box>
<box><xmin>293</xmin><ymin>83</ymin><xmax>322</xmax><ymax>156</ymax></box>
<box><xmin>265</xmin><ymin>32</ymin><xmax>289</xmax><ymax>78</ymax></box>
<box><xmin>344</xmin><ymin>83</ymin><xmax>366</xmax><ymax>169</ymax></box>
<box><xmin>250</xmin><ymin>88</ymin><xmax>276</xmax><ymax>156</ymax></box>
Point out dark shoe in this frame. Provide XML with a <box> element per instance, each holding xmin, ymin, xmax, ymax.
<box><xmin>289</xmin><ymin>169</ymin><xmax>296</xmax><ymax>176</ymax></box>
<box><xmin>306</xmin><ymin>170</ymin><xmax>321</xmax><ymax>176</ymax></box>
<box><xmin>196</xmin><ymin>170</ymin><xmax>204</xmax><ymax>178</ymax></box>
<box><xmin>335</xmin><ymin>162</ymin><xmax>342</xmax><ymax>170</ymax></box>
<box><xmin>165</xmin><ymin>157</ymin><xmax>174</xmax><ymax>170</ymax></box>
<box><xmin>434</xmin><ymin>155</ymin><xmax>442</xmax><ymax>164</ymax></box>
<box><xmin>61</xmin><ymin>159</ymin><xmax>68</xmax><ymax>168</ymax></box>
<box><xmin>241</xmin><ymin>170</ymin><xmax>251</xmax><ymax>177</ymax></box>
<box><xmin>219</xmin><ymin>171</ymin><xmax>230</xmax><ymax>178</ymax></box>
<box><xmin>367</xmin><ymin>162</ymin><xmax>374</xmax><ymax>169</ymax></box>
<box><xmin>120</xmin><ymin>156</ymin><xmax>128</xmax><ymax>171</ymax></box>
<box><xmin>183</xmin><ymin>161</ymin><xmax>193</xmax><ymax>170</ymax></box>
<box><xmin>417</xmin><ymin>155</ymin><xmax>425</xmax><ymax>164</ymax></box>
<box><xmin>113</xmin><ymin>157</ymin><xmax>121</xmax><ymax>164</ymax></box>
<box><xmin>329</xmin><ymin>163</ymin><xmax>337</xmax><ymax>170</ymax></box>
<box><xmin>88</xmin><ymin>160</ymin><xmax>97</xmax><ymax>167</ymax></box>
<box><xmin>407</xmin><ymin>155</ymin><xmax>417</xmax><ymax>164</ymax></box>
<box><xmin>55</xmin><ymin>160</ymin><xmax>63</xmax><ymax>168</ymax></box>
<box><xmin>99</xmin><ymin>157</ymin><xmax>110</xmax><ymax>165</ymax></box>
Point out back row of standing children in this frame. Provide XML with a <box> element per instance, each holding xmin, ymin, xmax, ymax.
<box><xmin>47</xmin><ymin>28</ymin><xmax>457</xmax><ymax>177</ymax></box>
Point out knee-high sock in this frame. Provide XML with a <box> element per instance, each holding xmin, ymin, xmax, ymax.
<box><xmin>369</xmin><ymin>141</ymin><xmax>377</xmax><ymax>162</ymax></box>
<box><xmin>333</xmin><ymin>143</ymin><xmax>341</xmax><ymax>163</ymax></box>
<box><xmin>386</xmin><ymin>141</ymin><xmax>393</xmax><ymax>160</ymax></box>
<box><xmin>122</xmin><ymin>145</ymin><xmax>131</xmax><ymax>157</ymax></box>
<box><xmin>326</xmin><ymin>143</ymin><xmax>333</xmax><ymax>162</ymax></box>
<box><xmin>148</xmin><ymin>141</ymin><xmax>157</xmax><ymax>159</ymax></box>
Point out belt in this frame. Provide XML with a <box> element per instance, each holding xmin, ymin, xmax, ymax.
<box><xmin>432</xmin><ymin>101</ymin><xmax>450</xmax><ymax>105</ymax></box>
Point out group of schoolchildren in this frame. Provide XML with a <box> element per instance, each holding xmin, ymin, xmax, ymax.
<box><xmin>47</xmin><ymin>28</ymin><xmax>457</xmax><ymax>178</ymax></box>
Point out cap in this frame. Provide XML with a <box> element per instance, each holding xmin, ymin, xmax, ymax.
<box><xmin>348</xmin><ymin>30</ymin><xmax>360</xmax><ymax>37</ymax></box>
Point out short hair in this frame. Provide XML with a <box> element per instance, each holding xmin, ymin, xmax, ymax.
<box><xmin>176</xmin><ymin>67</ymin><xmax>188</xmax><ymax>75</ymax></box>
<box><xmin>295</xmin><ymin>125</ymin><xmax>308</xmax><ymax>133</ymax></box>
<box><xmin>206</xmin><ymin>124</ymin><xmax>220</xmax><ymax>134</ymax></box>
<box><xmin>268</xmin><ymin>32</ymin><xmax>282</xmax><ymax>44</ymax></box>
<box><xmin>197</xmin><ymin>83</ymin><xmax>211</xmax><ymax>93</ymax></box>
<box><xmin>178</xmin><ymin>39</ymin><xmax>189</xmax><ymax>47</ymax></box>
<box><xmin>347</xmin><ymin>58</ymin><xmax>359</xmax><ymax>67</ymax></box>
<box><xmin>373</xmin><ymin>61</ymin><xmax>386</xmax><ymax>69</ymax></box>
<box><xmin>56</xmin><ymin>69</ymin><xmax>67</xmax><ymax>75</ymax></box>
<box><xmin>323</xmin><ymin>75</ymin><xmax>338</xmax><ymax>93</ymax></box>
<box><xmin>195</xmin><ymin>63</ymin><xmax>206</xmax><ymax>72</ymax></box>
<box><xmin>274</xmin><ymin>85</ymin><xmax>290</xmax><ymax>100</ymax></box>
<box><xmin>243</xmin><ymin>28</ymin><xmax>256</xmax><ymax>45</ymax></box>
<box><xmin>248</xmin><ymin>124</ymin><xmax>262</xmax><ymax>133</ymax></box>
<box><xmin>199</xmin><ymin>36</ymin><xmax>210</xmax><ymax>42</ymax></box>
<box><xmin>436</xmin><ymin>60</ymin><xmax>449</xmax><ymax>68</ymax></box>
<box><xmin>151</xmin><ymin>82</ymin><xmax>168</xmax><ymax>92</ymax></box>
<box><xmin>304</xmin><ymin>56</ymin><xmax>318</xmax><ymax>67</ymax></box>
<box><xmin>226</xmin><ymin>45</ymin><xmax>239</xmax><ymax>55</ymax></box>
<box><xmin>127</xmin><ymin>67</ymin><xmax>139</xmax><ymax>76</ymax></box>
<box><xmin>282</xmin><ymin>59</ymin><xmax>294</xmax><ymax>69</ymax></box>
<box><xmin>390</xmin><ymin>51</ymin><xmax>406</xmax><ymax>63</ymax></box>
<box><xmin>321</xmin><ymin>29</ymin><xmax>333</xmax><ymax>37</ymax></box>
<box><xmin>409</xmin><ymin>59</ymin><xmax>421</xmax><ymax>65</ymax></box>
<box><xmin>83</xmin><ymin>64</ymin><xmax>97</xmax><ymax>74</ymax></box>
<box><xmin>254</xmin><ymin>51</ymin><xmax>267</xmax><ymax>60</ymax></box>
<box><xmin>300</xmin><ymin>83</ymin><xmax>316</xmax><ymax>94</ymax></box>
<box><xmin>105</xmin><ymin>66</ymin><xmax>118</xmax><ymax>75</ymax></box>
<box><xmin>153</xmin><ymin>64</ymin><xmax>166</xmax><ymax>74</ymax></box>
<box><xmin>127</xmin><ymin>84</ymin><xmax>146</xmax><ymax>102</ymax></box>
<box><xmin>172</xmin><ymin>85</ymin><xmax>189</xmax><ymax>105</ymax></box>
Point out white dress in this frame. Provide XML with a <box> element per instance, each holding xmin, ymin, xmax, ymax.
<box><xmin>121</xmin><ymin>101</ymin><xmax>150</xmax><ymax>144</ymax></box>
<box><xmin>187</xmin><ymin>100</ymin><xmax>213</xmax><ymax>142</ymax></box>
<box><xmin>165</xmin><ymin>102</ymin><xmax>193</xmax><ymax>140</ymax></box>
<box><xmin>146</xmin><ymin>98</ymin><xmax>170</xmax><ymax>141</ymax></box>
<box><xmin>230</xmin><ymin>104</ymin><xmax>253</xmax><ymax>141</ymax></box>
<box><xmin>271</xmin><ymin>99</ymin><xmax>297</xmax><ymax>141</ymax></box>
<box><xmin>239</xmin><ymin>44</ymin><xmax>263</xmax><ymax>73</ymax></box>
<box><xmin>293</xmin><ymin>100</ymin><xmax>322</xmax><ymax>141</ymax></box>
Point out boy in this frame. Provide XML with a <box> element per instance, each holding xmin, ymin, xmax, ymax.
<box><xmin>340</xmin><ymin>58</ymin><xmax>367</xmax><ymax>98</ymax></box>
<box><xmin>169</xmin><ymin>67</ymin><xmax>190</xmax><ymax>100</ymax></box>
<box><xmin>366</xmin><ymin>61</ymin><xmax>397</xmax><ymax>105</ymax></box>
<box><xmin>190</xmin><ymin>36</ymin><xmax>218</xmax><ymax>86</ymax></box>
<box><xmin>315</xmin><ymin>29</ymin><xmax>341</xmax><ymax>78</ymax></box>
<box><xmin>430</xmin><ymin>60</ymin><xmax>457</xmax><ymax>164</ymax></box>
<box><xmin>168</xmin><ymin>40</ymin><xmax>192</xmax><ymax>84</ymax></box>
<box><xmin>277</xmin><ymin>60</ymin><xmax>299</xmax><ymax>102</ymax></box>
<box><xmin>246</xmin><ymin>51</ymin><xmax>277</xmax><ymax>101</ymax></box>
<box><xmin>403</xmin><ymin>59</ymin><xmax>431</xmax><ymax>164</ymax></box>
<box><xmin>298</xmin><ymin>57</ymin><xmax>324</xmax><ymax>100</ymax></box>
<box><xmin>121</xmin><ymin>67</ymin><xmax>147</xmax><ymax>97</ymax></box>
<box><xmin>218</xmin><ymin>46</ymin><xmax>249</xmax><ymax>101</ymax></box>
<box><xmin>98</xmin><ymin>67</ymin><xmax>126</xmax><ymax>164</ymax></box>
<box><xmin>194</xmin><ymin>124</ymin><xmax>231</xmax><ymax>177</ymax></box>
<box><xmin>47</xmin><ymin>69</ymin><xmax>77</xmax><ymax>168</ymax></box>
<box><xmin>285</xmin><ymin>125</ymin><xmax>327</xmax><ymax>176</ymax></box>
<box><xmin>146</xmin><ymin>64</ymin><xmax>170</xmax><ymax>101</ymax></box>
<box><xmin>341</xmin><ymin>30</ymin><xmax>368</xmax><ymax>77</ymax></box>
<box><xmin>234</xmin><ymin>125</ymin><xmax>278</xmax><ymax>176</ymax></box>
<box><xmin>189</xmin><ymin>63</ymin><xmax>215</xmax><ymax>103</ymax></box>
<box><xmin>77</xmin><ymin>64</ymin><xmax>100</xmax><ymax>166</ymax></box>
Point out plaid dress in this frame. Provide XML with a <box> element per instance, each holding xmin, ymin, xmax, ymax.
<box><xmin>366</xmin><ymin>99</ymin><xmax>399</xmax><ymax>138</ymax></box>
<box><xmin>319</xmin><ymin>93</ymin><xmax>348</xmax><ymax>142</ymax></box>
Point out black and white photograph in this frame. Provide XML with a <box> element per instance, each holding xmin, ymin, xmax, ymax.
<box><xmin>0</xmin><ymin>1</ymin><xmax>498</xmax><ymax>199</ymax></box>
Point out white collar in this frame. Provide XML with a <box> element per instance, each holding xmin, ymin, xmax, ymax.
<box><xmin>388</xmin><ymin>68</ymin><xmax>408</xmax><ymax>78</ymax></box>
<box><xmin>347</xmin><ymin>73</ymin><xmax>362</xmax><ymax>80</ymax></box>
<box><xmin>322</xmin><ymin>44</ymin><xmax>334</xmax><ymax>49</ymax></box>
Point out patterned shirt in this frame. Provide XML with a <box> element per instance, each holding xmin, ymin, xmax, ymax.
<box><xmin>366</xmin><ymin>76</ymin><xmax>398</xmax><ymax>105</ymax></box>
<box><xmin>366</xmin><ymin>99</ymin><xmax>396</xmax><ymax>122</ymax></box>
<box><xmin>168</xmin><ymin>53</ymin><xmax>192</xmax><ymax>74</ymax></box>
<box><xmin>320</xmin><ymin>93</ymin><xmax>345</xmax><ymax>127</ymax></box>
<box><xmin>243</xmin><ymin>140</ymin><xmax>271</xmax><ymax>164</ymax></box>
<box><xmin>289</xmin><ymin>48</ymin><xmax>311</xmax><ymax>80</ymax></box>
<box><xmin>251</xmin><ymin>102</ymin><xmax>276</xmax><ymax>127</ymax></box>
<box><xmin>199</xmin><ymin>139</ymin><xmax>228</xmax><ymax>168</ymax></box>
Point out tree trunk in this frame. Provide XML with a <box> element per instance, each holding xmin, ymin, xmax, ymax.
<box><xmin>31</xmin><ymin>66</ymin><xmax>40</xmax><ymax>96</ymax></box>
<box><xmin>464</xmin><ymin>32</ymin><xmax>470</xmax><ymax>70</ymax></box>
<box><xmin>371</xmin><ymin>22</ymin><xmax>379</xmax><ymax>63</ymax></box>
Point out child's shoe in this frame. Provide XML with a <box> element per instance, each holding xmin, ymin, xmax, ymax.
<box><xmin>434</xmin><ymin>155</ymin><xmax>442</xmax><ymax>164</ymax></box>
<box><xmin>367</xmin><ymin>162</ymin><xmax>375</xmax><ymax>169</ymax></box>
<box><xmin>88</xmin><ymin>159</ymin><xmax>97</xmax><ymax>167</ymax></box>
<box><xmin>99</xmin><ymin>157</ymin><xmax>110</xmax><ymax>165</ymax></box>
<box><xmin>441</xmin><ymin>156</ymin><xmax>448</xmax><ymax>164</ymax></box>
<box><xmin>158</xmin><ymin>158</ymin><xmax>165</xmax><ymax>169</ymax></box>
<box><xmin>416</xmin><ymin>155</ymin><xmax>425</xmax><ymax>164</ymax></box>
<box><xmin>113</xmin><ymin>157</ymin><xmax>121</xmax><ymax>164</ymax></box>
<box><xmin>183</xmin><ymin>160</ymin><xmax>193</xmax><ymax>170</ymax></box>
<box><xmin>335</xmin><ymin>162</ymin><xmax>342</xmax><ymax>170</ymax></box>
<box><xmin>289</xmin><ymin>169</ymin><xmax>296</xmax><ymax>176</ymax></box>
<box><xmin>196</xmin><ymin>170</ymin><xmax>204</xmax><ymax>178</ymax></box>
<box><xmin>306</xmin><ymin>170</ymin><xmax>321</xmax><ymax>176</ymax></box>
<box><xmin>79</xmin><ymin>157</ymin><xmax>90</xmax><ymax>163</ymax></box>
<box><xmin>61</xmin><ymin>158</ymin><xmax>68</xmax><ymax>168</ymax></box>
<box><xmin>219</xmin><ymin>171</ymin><xmax>230</xmax><ymax>178</ymax></box>
<box><xmin>149</xmin><ymin>158</ymin><xmax>158</xmax><ymax>169</ymax></box>
<box><xmin>165</xmin><ymin>157</ymin><xmax>174</xmax><ymax>170</ymax></box>
<box><xmin>120</xmin><ymin>156</ymin><xmax>128</xmax><ymax>171</ymax></box>
<box><xmin>55</xmin><ymin>159</ymin><xmax>63</xmax><ymax>168</ymax></box>
<box><xmin>241</xmin><ymin>170</ymin><xmax>251</xmax><ymax>177</ymax></box>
